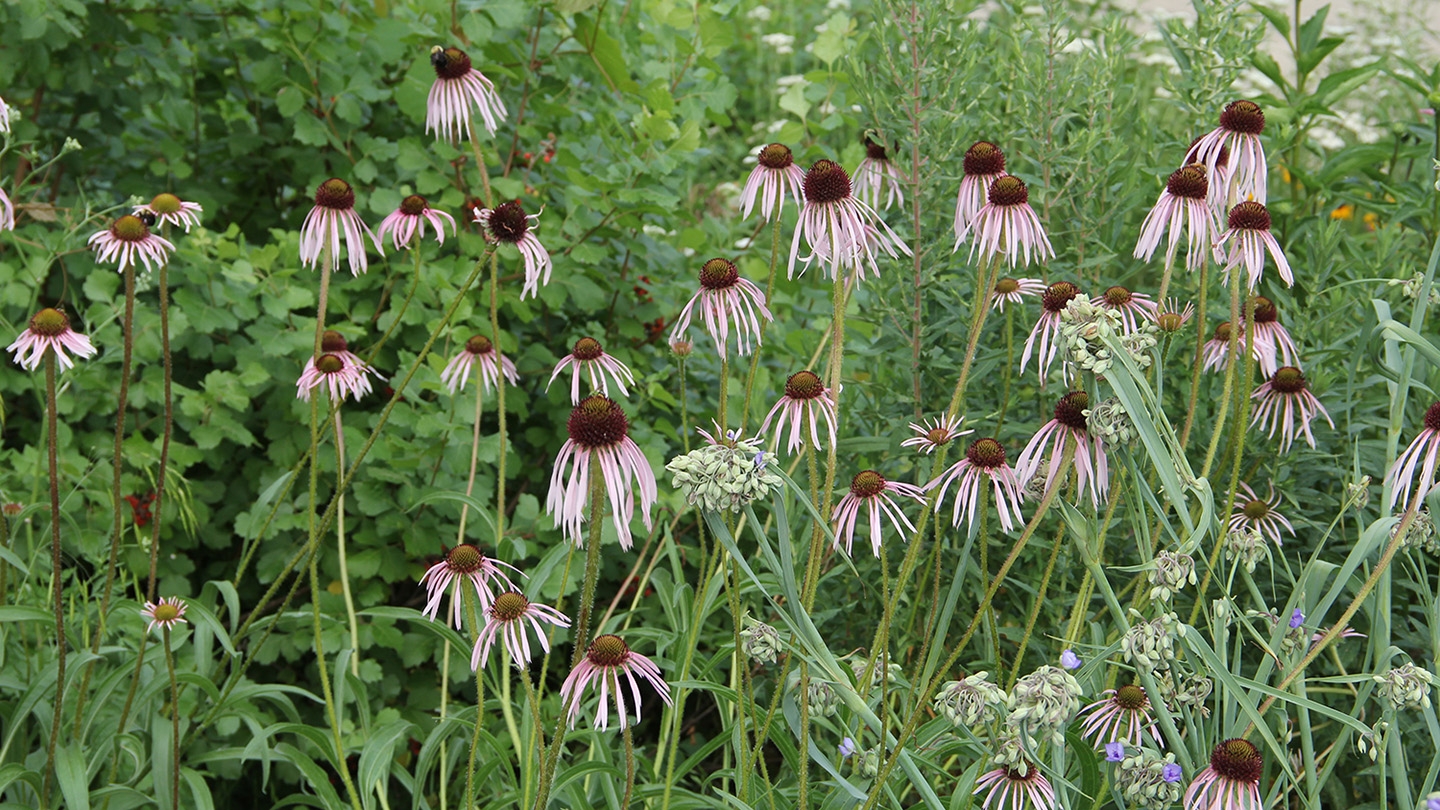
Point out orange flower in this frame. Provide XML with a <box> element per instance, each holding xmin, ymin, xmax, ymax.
<box><xmin>1330</xmin><ymin>203</ymin><xmax>1355</xmax><ymax>221</ymax></box>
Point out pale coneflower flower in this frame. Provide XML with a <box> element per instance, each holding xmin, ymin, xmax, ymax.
<box><xmin>298</xmin><ymin>178</ymin><xmax>382</xmax><ymax>277</ymax></box>
<box><xmin>140</xmin><ymin>596</ymin><xmax>188</xmax><ymax>634</ymax></box>
<box><xmin>0</xmin><ymin>185</ymin><xmax>12</xmax><ymax>232</ymax></box>
<box><xmin>1201</xmin><ymin>321</ymin><xmax>1244</xmax><ymax>373</ymax></box>
<box><xmin>133</xmin><ymin>193</ymin><xmax>203</xmax><ymax>233</ymax></box>
<box><xmin>440</xmin><ymin>334</ymin><xmax>518</xmax><ymax>394</ymax></box>
<box><xmin>1247</xmin><ymin>296</ymin><xmax>1299</xmax><ymax>377</ymax></box>
<box><xmin>0</xmin><ymin>94</ymin><xmax>9</xmax><ymax>134</ymax></box>
<box><xmin>957</xmin><ymin>175</ymin><xmax>1054</xmax><ymax>268</ymax></box>
<box><xmin>758</xmin><ymin>370</ymin><xmax>839</xmax><ymax>455</ymax></box>
<box><xmin>377</xmin><ymin>194</ymin><xmax>456</xmax><ymax>250</ymax></box>
<box><xmin>1386</xmin><ymin>402</ymin><xmax>1440</xmax><ymax>511</ymax></box>
<box><xmin>669</xmin><ymin>258</ymin><xmax>772</xmax><ymax>359</ymax></box>
<box><xmin>546</xmin><ymin>395</ymin><xmax>657</xmax><ymax>550</ymax></box>
<box><xmin>1020</xmin><ymin>281</ymin><xmax>1082</xmax><ymax>383</ymax></box>
<box><xmin>1093</xmin><ymin>286</ymin><xmax>1159</xmax><ymax>333</ymax></box>
<box><xmin>7</xmin><ymin>308</ymin><xmax>97</xmax><ymax>371</ymax></box>
<box><xmin>927</xmin><ymin>438</ymin><xmax>1025</xmax><ymax>534</ymax></box>
<box><xmin>1184</xmin><ymin>738</ymin><xmax>1264</xmax><ymax>810</ymax></box>
<box><xmin>1217</xmin><ymin>201</ymin><xmax>1292</xmax><ymax>293</ymax></box>
<box><xmin>1015</xmin><ymin>390</ymin><xmax>1109</xmax><ymax>508</ymax></box>
<box><xmin>548</xmin><ymin>337</ymin><xmax>635</xmax><ymax>404</ymax></box>
<box><xmin>1149</xmin><ymin>298</ymin><xmax>1195</xmax><ymax>335</ymax></box>
<box><xmin>852</xmin><ymin>137</ymin><xmax>905</xmax><ymax>211</ymax></box>
<box><xmin>740</xmin><ymin>143</ymin><xmax>805</xmax><ymax>221</ymax></box>
<box><xmin>1079</xmin><ymin>684</ymin><xmax>1161</xmax><ymax>748</ymax></box>
<box><xmin>1134</xmin><ymin>163</ymin><xmax>1220</xmax><ymax>272</ymax></box>
<box><xmin>901</xmin><ymin>413</ymin><xmax>973</xmax><ymax>454</ymax></box>
<box><xmin>561</xmin><ymin>634</ymin><xmax>672</xmax><ymax>731</ymax></box>
<box><xmin>1190</xmin><ymin>99</ymin><xmax>1268</xmax><ymax>207</ymax></box>
<box><xmin>1250</xmin><ymin>366</ymin><xmax>1332</xmax><ymax>453</ymax></box>
<box><xmin>1227</xmin><ymin>482</ymin><xmax>1294</xmax><ymax>546</ymax></box>
<box><xmin>89</xmin><ymin>213</ymin><xmax>176</xmax><ymax>274</ymax></box>
<box><xmin>973</xmin><ymin>761</ymin><xmax>1057</xmax><ymax>810</ymax></box>
<box><xmin>831</xmin><ymin>470</ymin><xmax>925</xmax><ymax>557</ymax></box>
<box><xmin>788</xmin><ymin>158</ymin><xmax>909</xmax><ymax>281</ymax></box>
<box><xmin>991</xmin><ymin>277</ymin><xmax>1047</xmax><ymax>313</ymax></box>
<box><xmin>470</xmin><ymin>590</ymin><xmax>570</xmax><ymax>670</ymax></box>
<box><xmin>953</xmin><ymin>140</ymin><xmax>1008</xmax><ymax>246</ymax></box>
<box><xmin>426</xmin><ymin>45</ymin><xmax>506</xmax><ymax>142</ymax></box>
<box><xmin>475</xmin><ymin>201</ymin><xmax>551</xmax><ymax>299</ymax></box>
<box><xmin>418</xmin><ymin>543</ymin><xmax>521</xmax><ymax>628</ymax></box>
<box><xmin>319</xmin><ymin>330</ymin><xmax>382</xmax><ymax>381</ymax></box>
<box><xmin>296</xmin><ymin>352</ymin><xmax>374</xmax><ymax>403</ymax></box>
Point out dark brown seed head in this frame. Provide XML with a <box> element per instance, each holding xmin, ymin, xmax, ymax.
<box><xmin>321</xmin><ymin>330</ymin><xmax>348</xmax><ymax>353</ymax></box>
<box><xmin>1042</xmin><ymin>281</ymin><xmax>1080</xmax><ymax>313</ymax></box>
<box><xmin>966</xmin><ymin>438</ymin><xmax>1006</xmax><ymax>469</ymax></box>
<box><xmin>803</xmin><ymin>159</ymin><xmax>852</xmax><ymax>204</ymax></box>
<box><xmin>586</xmin><ymin>634</ymin><xmax>630</xmax><ymax>667</ymax></box>
<box><xmin>315</xmin><ymin>178</ymin><xmax>356</xmax><ymax>211</ymax></box>
<box><xmin>315</xmin><ymin>353</ymin><xmax>346</xmax><ymax>374</ymax></box>
<box><xmin>490</xmin><ymin>591</ymin><xmax>530</xmax><ymax>622</ymax></box>
<box><xmin>963</xmin><ymin>141</ymin><xmax>1005</xmax><ymax>176</ymax></box>
<box><xmin>400</xmin><ymin>194</ymin><xmax>429</xmax><ymax>216</ymax></box>
<box><xmin>1103</xmin><ymin>286</ymin><xmax>1134</xmax><ymax>307</ymax></box>
<box><xmin>1228</xmin><ymin>201</ymin><xmax>1271</xmax><ymax>232</ymax></box>
<box><xmin>1269</xmin><ymin>366</ymin><xmax>1307</xmax><ymax>395</ymax></box>
<box><xmin>111</xmin><ymin>214</ymin><xmax>151</xmax><ymax>242</ymax></box>
<box><xmin>1251</xmin><ymin>296</ymin><xmax>1277</xmax><ymax>324</ymax></box>
<box><xmin>29</xmin><ymin>308</ymin><xmax>69</xmax><ymax>337</ymax></box>
<box><xmin>430</xmin><ymin>45</ymin><xmax>472</xmax><ymax>80</ymax></box>
<box><xmin>987</xmin><ymin>175</ymin><xmax>1028</xmax><ymax>207</ymax></box>
<box><xmin>1115</xmin><ymin>683</ymin><xmax>1147</xmax><ymax>710</ymax></box>
<box><xmin>446</xmin><ymin>543</ymin><xmax>484</xmax><ymax>574</ymax></box>
<box><xmin>849</xmin><ymin>470</ymin><xmax>886</xmax><ymax>498</ymax></box>
<box><xmin>465</xmin><ymin>335</ymin><xmax>495</xmax><ymax>355</ymax></box>
<box><xmin>995</xmin><ymin>277</ymin><xmax>1021</xmax><ymax>295</ymax></box>
<box><xmin>572</xmin><ymin>337</ymin><xmax>603</xmax><ymax>361</ymax></box>
<box><xmin>568</xmin><ymin>395</ymin><xmax>629</xmax><ymax>449</ymax></box>
<box><xmin>1209</xmin><ymin>738</ymin><xmax>1262</xmax><ymax>784</ymax></box>
<box><xmin>1166</xmin><ymin>164</ymin><xmax>1209</xmax><ymax>200</ymax></box>
<box><xmin>1242</xmin><ymin>498</ymin><xmax>1269</xmax><ymax>520</ymax></box>
<box><xmin>784</xmin><ymin>370</ymin><xmax>825</xmax><ymax>401</ymax></box>
<box><xmin>864</xmin><ymin>137</ymin><xmax>889</xmax><ymax>162</ymax></box>
<box><xmin>1219</xmin><ymin>100</ymin><xmax>1265</xmax><ymax>136</ymax></box>
<box><xmin>1212</xmin><ymin>322</ymin><xmax>1233</xmax><ymax>343</ymax></box>
<box><xmin>758</xmin><ymin>143</ymin><xmax>795</xmax><ymax>170</ymax></box>
<box><xmin>926</xmin><ymin>427</ymin><xmax>952</xmax><ymax>446</ymax></box>
<box><xmin>1425</xmin><ymin>402</ymin><xmax>1440</xmax><ymax>432</ymax></box>
<box><xmin>699</xmin><ymin>258</ymin><xmax>739</xmax><ymax>290</ymax></box>
<box><xmin>1054</xmin><ymin>391</ymin><xmax>1090</xmax><ymax>431</ymax></box>
<box><xmin>486</xmin><ymin>201</ymin><xmax>530</xmax><ymax>243</ymax></box>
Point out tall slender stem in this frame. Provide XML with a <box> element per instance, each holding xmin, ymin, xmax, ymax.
<box><xmin>1200</xmin><ymin>264</ymin><xmax>1244</xmax><ymax>478</ymax></box>
<box><xmin>163</xmin><ymin>625</ymin><xmax>180</xmax><ymax>810</ymax></box>
<box><xmin>92</xmin><ymin>265</ymin><xmax>136</xmax><ymax>651</ymax></box>
<box><xmin>741</xmin><ymin>216</ymin><xmax>784</xmax><ymax>429</ymax></box>
<box><xmin>1178</xmin><ymin>263</ymin><xmax>1210</xmax><ymax>451</ymax></box>
<box><xmin>334</xmin><ymin>410</ymin><xmax>359</xmax><ymax>677</ymax></box>
<box><xmin>946</xmin><ymin>254</ymin><xmax>999</xmax><ymax>419</ymax></box>
<box><xmin>148</xmin><ymin>258</ymin><xmax>175</xmax><ymax>602</ymax></box>
<box><xmin>42</xmin><ymin>352</ymin><xmax>65</xmax><ymax>806</ymax></box>
<box><xmin>489</xmin><ymin>254</ymin><xmax>507</xmax><ymax>547</ymax></box>
<box><xmin>456</xmin><ymin>383</ymin><xmax>486</xmax><ymax>543</ymax></box>
<box><xmin>463</xmin><ymin>588</ymin><xmax>487</xmax><ymax>810</ymax></box>
<box><xmin>314</xmin><ymin>264</ymin><xmax>332</xmax><ymax>357</ymax></box>
<box><xmin>622</xmin><ymin>725</ymin><xmax>636</xmax><ymax>809</ymax></box>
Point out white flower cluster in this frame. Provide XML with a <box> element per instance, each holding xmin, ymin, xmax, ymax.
<box><xmin>933</xmin><ymin>671</ymin><xmax>1008</xmax><ymax>728</ymax></box>
<box><xmin>665</xmin><ymin>432</ymin><xmax>782</xmax><ymax>514</ymax></box>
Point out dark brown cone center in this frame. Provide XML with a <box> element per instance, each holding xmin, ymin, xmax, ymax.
<box><xmin>491</xmin><ymin>591</ymin><xmax>529</xmax><ymax>622</ymax></box>
<box><xmin>315</xmin><ymin>178</ymin><xmax>356</xmax><ymax>211</ymax></box>
<box><xmin>864</xmin><ymin>138</ymin><xmax>889</xmax><ymax>162</ymax></box>
<box><xmin>1042</xmin><ymin>282</ymin><xmax>1080</xmax><ymax>313</ymax></box>
<box><xmin>850</xmin><ymin>470</ymin><xmax>886</xmax><ymax>498</ymax></box>
<box><xmin>321</xmin><ymin>330</ymin><xmax>348</xmax><ymax>353</ymax></box>
<box><xmin>784</xmin><ymin>370</ymin><xmax>825</xmax><ymax>401</ymax></box>
<box><xmin>758</xmin><ymin>143</ymin><xmax>794</xmax><ymax>169</ymax></box>
<box><xmin>1212</xmin><ymin>322</ymin><xmax>1233</xmax><ymax>343</ymax></box>
<box><xmin>111</xmin><ymin>214</ymin><xmax>151</xmax><ymax>242</ymax></box>
<box><xmin>465</xmin><ymin>335</ymin><xmax>494</xmax><ymax>355</ymax></box>
<box><xmin>1115</xmin><ymin>684</ymin><xmax>1147</xmax><ymax>710</ymax></box>
<box><xmin>1167</xmin><ymin>165</ymin><xmax>1209</xmax><ymax>200</ymax></box>
<box><xmin>487</xmin><ymin>201</ymin><xmax>529</xmax><ymax>243</ymax></box>
<box><xmin>1103</xmin><ymin>286</ymin><xmax>1133</xmax><ymax>307</ymax></box>
<box><xmin>1158</xmin><ymin>312</ymin><xmax>1184</xmax><ymax>333</ymax></box>
<box><xmin>1209</xmin><ymin>738</ymin><xmax>1262</xmax><ymax>784</ymax></box>
<box><xmin>1425</xmin><ymin>402</ymin><xmax>1440</xmax><ymax>432</ymax></box>
<box><xmin>447</xmin><ymin>543</ymin><xmax>484</xmax><ymax>574</ymax></box>
<box><xmin>149</xmin><ymin>193</ymin><xmax>182</xmax><ymax>215</ymax></box>
<box><xmin>966</xmin><ymin>438</ymin><xmax>1006</xmax><ymax>469</ymax></box>
<box><xmin>963</xmin><ymin>141</ymin><xmax>1005</xmax><ymax>176</ymax></box>
<box><xmin>400</xmin><ymin>194</ymin><xmax>429</xmax><ymax>216</ymax></box>
<box><xmin>573</xmin><ymin>337</ymin><xmax>603</xmax><ymax>361</ymax></box>
<box><xmin>1054</xmin><ymin>391</ymin><xmax>1090</xmax><ymax>430</ymax></box>
<box><xmin>1270</xmin><ymin>367</ymin><xmax>1306</xmax><ymax>394</ymax></box>
<box><xmin>431</xmin><ymin>46</ymin><xmax>472</xmax><ymax>80</ymax></box>
<box><xmin>587</xmin><ymin>634</ymin><xmax>630</xmax><ymax>667</ymax></box>
<box><xmin>926</xmin><ymin>427</ymin><xmax>952</xmax><ymax>446</ymax></box>
<box><xmin>995</xmin><ymin>277</ymin><xmax>1021</xmax><ymax>295</ymax></box>
<box><xmin>1242</xmin><ymin>499</ymin><xmax>1269</xmax><ymax>520</ymax></box>
<box><xmin>1251</xmin><ymin>297</ymin><xmax>1277</xmax><ymax>324</ymax></box>
<box><xmin>569</xmin><ymin>395</ymin><xmax>629</xmax><ymax>448</ymax></box>
<box><xmin>987</xmin><ymin>175</ymin><xmax>1028</xmax><ymax>207</ymax></box>
<box><xmin>803</xmin><ymin>159</ymin><xmax>851</xmax><ymax>204</ymax></box>
<box><xmin>1220</xmin><ymin>100</ymin><xmax>1265</xmax><ymax>136</ymax></box>
<box><xmin>30</xmin><ymin>308</ymin><xmax>69</xmax><ymax>337</ymax></box>
<box><xmin>699</xmin><ymin>258</ymin><xmax>739</xmax><ymax>290</ymax></box>
<box><xmin>1228</xmin><ymin>201</ymin><xmax>1271</xmax><ymax>232</ymax></box>
<box><xmin>315</xmin><ymin>353</ymin><xmax>346</xmax><ymax>374</ymax></box>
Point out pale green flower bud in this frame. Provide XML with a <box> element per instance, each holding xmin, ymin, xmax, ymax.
<box><xmin>1223</xmin><ymin>525</ymin><xmax>1268</xmax><ymax>573</ymax></box>
<box><xmin>739</xmin><ymin>619</ymin><xmax>782</xmax><ymax>665</ymax></box>
<box><xmin>933</xmin><ymin>671</ymin><xmax>1008</xmax><ymax>728</ymax></box>
<box><xmin>665</xmin><ymin>430</ymin><xmax>782</xmax><ymax>513</ymax></box>
<box><xmin>1147</xmin><ymin>550</ymin><xmax>1196</xmax><ymax>604</ymax></box>
<box><xmin>1113</xmin><ymin>749</ymin><xmax>1183</xmax><ymax>809</ymax></box>
<box><xmin>1122</xmin><ymin>611</ymin><xmax>1182</xmax><ymax>675</ymax></box>
<box><xmin>1086</xmin><ymin>397</ymin><xmax>1138</xmax><ymax>449</ymax></box>
<box><xmin>1374</xmin><ymin>662</ymin><xmax>1434</xmax><ymax>712</ymax></box>
<box><xmin>856</xmin><ymin>747</ymin><xmax>881</xmax><ymax>779</ymax></box>
<box><xmin>1006</xmin><ymin>665</ymin><xmax>1083</xmax><ymax>743</ymax></box>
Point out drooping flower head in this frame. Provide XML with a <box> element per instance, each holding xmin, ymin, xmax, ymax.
<box><xmin>299</xmin><ymin>178</ymin><xmax>382</xmax><ymax>276</ymax></box>
<box><xmin>0</xmin><ymin>185</ymin><xmax>12</xmax><ymax>232</ymax></box>
<box><xmin>1093</xmin><ymin>286</ymin><xmax>1159</xmax><ymax>334</ymax></box>
<box><xmin>560</xmin><ymin>634</ymin><xmax>672</xmax><ymax>731</ymax></box>
<box><xmin>901</xmin><ymin>413</ymin><xmax>973</xmax><ymax>454</ymax></box>
<box><xmin>1201</xmin><ymin>321</ymin><xmax>1253</xmax><ymax>373</ymax></box>
<box><xmin>957</xmin><ymin>175</ymin><xmax>1055</xmax><ymax>268</ymax></box>
<box><xmin>758</xmin><ymin>370</ymin><xmax>839</xmax><ymax>455</ymax></box>
<box><xmin>549</xmin><ymin>336</ymin><xmax>635</xmax><ymax>404</ymax></box>
<box><xmin>1080</xmin><ymin>684</ymin><xmax>1161</xmax><ymax>748</ymax></box>
<box><xmin>1247</xmin><ymin>296</ymin><xmax>1299</xmax><ymax>377</ymax></box>
<box><xmin>134</xmin><ymin>193</ymin><xmax>204</xmax><ymax>233</ymax></box>
<box><xmin>440</xmin><ymin>333</ymin><xmax>519</xmax><ymax>395</ymax></box>
<box><xmin>973</xmin><ymin>761</ymin><xmax>1057</xmax><ymax>810</ymax></box>
<box><xmin>1020</xmin><ymin>281</ymin><xmax>1082</xmax><ymax>382</ymax></box>
<box><xmin>1386</xmin><ymin>402</ymin><xmax>1440</xmax><ymax>511</ymax></box>
<box><xmin>426</xmin><ymin>45</ymin><xmax>507</xmax><ymax>142</ymax></box>
<box><xmin>546</xmin><ymin>395</ymin><xmax>658</xmax><ymax>550</ymax></box>
<box><xmin>89</xmin><ymin>213</ymin><xmax>176</xmax><ymax>274</ymax></box>
<box><xmin>470</xmin><ymin>590</ymin><xmax>570</xmax><ymax>670</ymax></box>
<box><xmin>7</xmin><ymin>308</ymin><xmax>97</xmax><ymax>371</ymax></box>
<box><xmin>954</xmin><ymin>141</ymin><xmax>1008</xmax><ymax>243</ymax></box>
<box><xmin>1149</xmin><ymin>298</ymin><xmax>1195</xmax><ymax>335</ymax></box>
<box><xmin>418</xmin><ymin>543</ymin><xmax>521</xmax><ymax>628</ymax></box>
<box><xmin>1191</xmin><ymin>99</ymin><xmax>1268</xmax><ymax>207</ymax></box>
<box><xmin>1184</xmin><ymin>738</ymin><xmax>1264</xmax><ymax>810</ymax></box>
<box><xmin>669</xmin><ymin>258</ymin><xmax>773</xmax><ymax>359</ymax></box>
<box><xmin>0</xmin><ymin>94</ymin><xmax>9</xmax><ymax>134</ymax></box>
<box><xmin>296</xmin><ymin>352</ymin><xmax>374</xmax><ymax>403</ymax></box>
<box><xmin>991</xmin><ymin>276</ymin><xmax>1047</xmax><ymax>313</ymax></box>
<box><xmin>852</xmin><ymin>136</ymin><xmax>905</xmax><ymax>211</ymax></box>
<box><xmin>378</xmin><ymin>194</ymin><xmax>456</xmax><ymax>250</ymax></box>
<box><xmin>1016</xmin><ymin>391</ymin><xmax>1109</xmax><ymax>508</ymax></box>
<box><xmin>319</xmin><ymin>330</ymin><xmax>381</xmax><ymax>380</ymax></box>
<box><xmin>927</xmin><ymin>438</ymin><xmax>1025</xmax><ymax>533</ymax></box>
<box><xmin>831</xmin><ymin>470</ymin><xmax>925</xmax><ymax>557</ymax></box>
<box><xmin>1250</xmin><ymin>366</ymin><xmax>1332</xmax><ymax>453</ymax></box>
<box><xmin>1218</xmin><ymin>201</ymin><xmax>1292</xmax><ymax>293</ymax></box>
<box><xmin>475</xmin><ymin>201</ymin><xmax>551</xmax><ymax>298</ymax></box>
<box><xmin>140</xmin><ymin>596</ymin><xmax>188</xmax><ymax>634</ymax></box>
<box><xmin>1134</xmin><ymin>163</ymin><xmax>1221</xmax><ymax>272</ymax></box>
<box><xmin>789</xmin><ymin>158</ymin><xmax>909</xmax><ymax>281</ymax></box>
<box><xmin>740</xmin><ymin>143</ymin><xmax>805</xmax><ymax>221</ymax></box>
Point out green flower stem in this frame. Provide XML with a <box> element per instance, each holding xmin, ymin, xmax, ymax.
<box><xmin>1178</xmin><ymin>262</ymin><xmax>1210</xmax><ymax>451</ymax></box>
<box><xmin>797</xmin><ymin>661</ymin><xmax>812</xmax><ymax>810</ymax></box>
<box><xmin>463</xmin><ymin>587</ymin><xmax>487</xmax><ymax>810</ymax></box>
<box><xmin>799</xmin><ymin>416</ymin><xmax>826</xmax><ymax>610</ymax></box>
<box><xmin>314</xmin><ymin>261</ymin><xmax>333</xmax><ymax>357</ymax></box>
<box><xmin>308</xmin><ymin>499</ymin><xmax>361</xmax><ymax>810</ymax></box>
<box><xmin>467</xmin><ymin>122</ymin><xmax>495</xmax><ymax>209</ymax></box>
<box><xmin>740</xmin><ymin>215</ymin><xmax>784</xmax><ymax>429</ymax></box>
<box><xmin>678</xmin><ymin>356</ymin><xmax>691</xmax><ymax>453</ymax></box>
<box><xmin>91</xmin><ymin>264</ymin><xmax>136</xmax><ymax>658</ymax></box>
<box><xmin>997</xmin><ymin>307</ymin><xmax>1014</xmax><ymax>431</ymax></box>
<box><xmin>719</xmin><ymin>356</ymin><xmax>729</xmax><ymax>433</ymax></box>
<box><xmin>1007</xmin><ymin>524</ymin><xmax>1065</xmax><ymax>689</ymax></box>
<box><xmin>622</xmin><ymin>725</ymin><xmax>636</xmax><ymax>810</ymax></box>
<box><xmin>858</xmin><ymin>443</ymin><xmax>1072</xmax><ymax>810</ymax></box>
<box><xmin>147</xmin><ymin>255</ymin><xmax>175</xmax><ymax>604</ymax></box>
<box><xmin>455</xmin><ymin>381</ymin><xmax>486</xmax><ymax>545</ymax></box>
<box><xmin>41</xmin><ymin>351</ymin><xmax>64</xmax><ymax>807</ymax></box>
<box><xmin>334</xmin><ymin>410</ymin><xmax>359</xmax><ymax>677</ymax></box>
<box><xmin>726</xmin><ymin>550</ymin><xmax>753</xmax><ymax>797</ymax></box>
<box><xmin>945</xmin><ymin>253</ymin><xmax>999</xmax><ymax>420</ymax></box>
<box><xmin>659</xmin><ymin>532</ymin><xmax>724</xmax><ymax>810</ymax></box>
<box><xmin>1200</xmin><ymin>265</ymin><xmax>1243</xmax><ymax>479</ymax></box>
<box><xmin>362</xmin><ymin>242</ymin><xmax>425</xmax><ymax>370</ymax></box>
<box><xmin>163</xmin><ymin>624</ymin><xmax>180</xmax><ymax>810</ymax></box>
<box><xmin>488</xmin><ymin>253</ymin><xmax>508</xmax><ymax>547</ymax></box>
<box><xmin>439</xmin><ymin>637</ymin><xmax>452</xmax><ymax>810</ymax></box>
<box><xmin>813</xmin><ymin>268</ymin><xmax>848</xmax><ymax>609</ymax></box>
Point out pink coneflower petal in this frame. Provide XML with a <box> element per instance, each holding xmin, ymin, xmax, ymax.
<box><xmin>990</xmin><ymin>277</ymin><xmax>1047</xmax><ymax>313</ymax></box>
<box><xmin>548</xmin><ymin>336</ymin><xmax>636</xmax><ymax>404</ymax></box>
<box><xmin>471</xmin><ymin>591</ymin><xmax>570</xmax><ymax>669</ymax></box>
<box><xmin>758</xmin><ymin>371</ymin><xmax>838</xmax><ymax>455</ymax></box>
<box><xmin>560</xmin><ymin>635</ymin><xmax>672</xmax><ymax>731</ymax></box>
<box><xmin>927</xmin><ymin>438</ymin><xmax>1025</xmax><ymax>534</ymax></box>
<box><xmin>296</xmin><ymin>352</ymin><xmax>376</xmax><ymax>403</ymax></box>
<box><xmin>426</xmin><ymin>46</ymin><xmax>507</xmax><ymax>141</ymax></box>
<box><xmin>1227</xmin><ymin>482</ymin><xmax>1294</xmax><ymax>546</ymax></box>
<box><xmin>298</xmin><ymin>178</ymin><xmax>383</xmax><ymax>276</ymax></box>
<box><xmin>134</xmin><ymin>193</ymin><xmax>204</xmax><ymax>233</ymax></box>
<box><xmin>1183</xmin><ymin>739</ymin><xmax>1264</xmax><ymax>810</ymax></box>
<box><xmin>378</xmin><ymin>194</ymin><xmax>456</xmax><ymax>250</ymax></box>
<box><xmin>140</xmin><ymin>596</ymin><xmax>188</xmax><ymax>634</ymax></box>
<box><xmin>7</xmin><ymin>309</ymin><xmax>97</xmax><ymax>372</ymax></box>
<box><xmin>1386</xmin><ymin>402</ymin><xmax>1440</xmax><ymax>511</ymax></box>
<box><xmin>1020</xmin><ymin>281</ymin><xmax>1081</xmax><ymax>383</ymax></box>
<box><xmin>953</xmin><ymin>141</ymin><xmax>1008</xmax><ymax>246</ymax></box>
<box><xmin>1249</xmin><ymin>367</ymin><xmax>1332</xmax><ymax>453</ymax></box>
<box><xmin>474</xmin><ymin>202</ymin><xmax>551</xmax><ymax>298</ymax></box>
<box><xmin>1015</xmin><ymin>391</ymin><xmax>1109</xmax><ymax>508</ymax></box>
<box><xmin>957</xmin><ymin>175</ymin><xmax>1054</xmax><ymax>268</ymax></box>
<box><xmin>973</xmin><ymin>764</ymin><xmax>1056</xmax><ymax>810</ymax></box>
<box><xmin>1133</xmin><ymin>163</ymin><xmax>1221</xmax><ymax>272</ymax></box>
<box><xmin>1093</xmin><ymin>286</ymin><xmax>1159</xmax><ymax>334</ymax></box>
<box><xmin>789</xmin><ymin>159</ymin><xmax>910</xmax><ymax>282</ymax></box>
<box><xmin>545</xmin><ymin>396</ymin><xmax>657</xmax><ymax>550</ymax></box>
<box><xmin>831</xmin><ymin>470</ymin><xmax>925</xmax><ymax>556</ymax></box>
<box><xmin>418</xmin><ymin>543</ymin><xmax>522</xmax><ymax>628</ymax></box>
<box><xmin>1191</xmin><ymin>99</ymin><xmax>1268</xmax><ymax>207</ymax></box>
<box><xmin>1078</xmin><ymin>684</ymin><xmax>1161</xmax><ymax>748</ymax></box>
<box><xmin>852</xmin><ymin>138</ymin><xmax>905</xmax><ymax>211</ymax></box>
<box><xmin>902</xmin><ymin>414</ymin><xmax>973</xmax><ymax>454</ymax></box>
<box><xmin>441</xmin><ymin>334</ymin><xmax>519</xmax><ymax>394</ymax></box>
<box><xmin>741</xmin><ymin>143</ymin><xmax>805</xmax><ymax>221</ymax></box>
<box><xmin>88</xmin><ymin>214</ymin><xmax>176</xmax><ymax>274</ymax></box>
<box><xmin>669</xmin><ymin>258</ymin><xmax>773</xmax><ymax>359</ymax></box>
<box><xmin>1217</xmin><ymin>202</ymin><xmax>1291</xmax><ymax>293</ymax></box>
